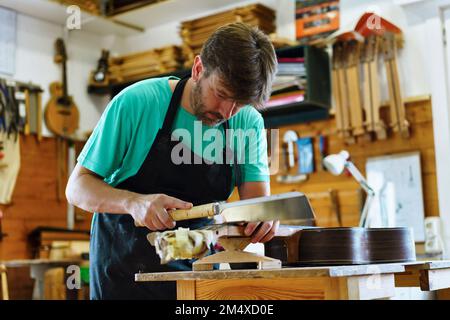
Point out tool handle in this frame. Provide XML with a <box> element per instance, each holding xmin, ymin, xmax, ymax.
<box><xmin>170</xmin><ymin>203</ymin><xmax>217</xmax><ymax>220</ymax></box>
<box><xmin>134</xmin><ymin>202</ymin><xmax>217</xmax><ymax>227</ymax></box>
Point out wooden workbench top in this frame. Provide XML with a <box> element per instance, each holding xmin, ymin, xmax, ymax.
<box><xmin>135</xmin><ymin>263</ymin><xmax>407</xmax><ymax>282</ymax></box>
<box><xmin>1</xmin><ymin>258</ymin><xmax>82</xmax><ymax>268</ymax></box>
<box><xmin>404</xmin><ymin>260</ymin><xmax>450</xmax><ymax>270</ymax></box>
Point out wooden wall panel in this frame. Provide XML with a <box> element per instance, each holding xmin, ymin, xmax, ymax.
<box><xmin>229</xmin><ymin>98</ymin><xmax>439</xmax><ymax>228</ymax></box>
<box><xmin>0</xmin><ymin>135</ymin><xmax>93</xmax><ymax>299</ymax></box>
<box><xmin>0</xmin><ymin>135</ymin><xmax>93</xmax><ymax>261</ymax></box>
<box><xmin>273</xmin><ymin>98</ymin><xmax>438</xmax><ymax>226</ymax></box>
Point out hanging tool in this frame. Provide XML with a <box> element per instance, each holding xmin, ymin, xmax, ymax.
<box><xmin>383</xmin><ymin>32</ymin><xmax>410</xmax><ymax>138</ymax></box>
<box><xmin>277</xmin><ymin>130</ymin><xmax>308</xmax><ymax>184</ymax></box>
<box><xmin>331</xmin><ymin>42</ymin><xmax>345</xmax><ymax>138</ymax></box>
<box><xmin>360</xmin><ymin>35</ymin><xmax>387</xmax><ymax>140</ymax></box>
<box><xmin>56</xmin><ymin>137</ymin><xmax>69</xmax><ymax>202</ymax></box>
<box><xmin>319</xmin><ymin>135</ymin><xmax>328</xmax><ymax>171</ymax></box>
<box><xmin>297</xmin><ymin>137</ymin><xmax>314</xmax><ymax>174</ymax></box>
<box><xmin>17</xmin><ymin>84</ymin><xmax>44</xmax><ymax>141</ymax></box>
<box><xmin>23</xmin><ymin>89</ymin><xmax>30</xmax><ymax>135</ymax></box>
<box><xmin>340</xmin><ymin>33</ymin><xmax>367</xmax><ymax>140</ymax></box>
<box><xmin>333</xmin><ymin>41</ymin><xmax>354</xmax><ymax>143</ymax></box>
<box><xmin>37</xmin><ymin>90</ymin><xmax>43</xmax><ymax>142</ymax></box>
<box><xmin>355</xmin><ymin>13</ymin><xmax>409</xmax><ymax>139</ymax></box>
<box><xmin>0</xmin><ymin>80</ymin><xmax>20</xmax><ymax>141</ymax></box>
<box><xmin>329</xmin><ymin>189</ymin><xmax>342</xmax><ymax>227</ymax></box>
<box><xmin>355</xmin><ymin>13</ymin><xmax>401</xmax><ymax>140</ymax></box>
<box><xmin>283</xmin><ymin>130</ymin><xmax>298</xmax><ymax>170</ymax></box>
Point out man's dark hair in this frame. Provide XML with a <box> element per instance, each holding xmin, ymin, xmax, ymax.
<box><xmin>200</xmin><ymin>22</ymin><xmax>277</xmax><ymax>109</ymax></box>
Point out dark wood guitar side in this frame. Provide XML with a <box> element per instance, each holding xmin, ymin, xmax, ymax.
<box><xmin>45</xmin><ymin>38</ymin><xmax>79</xmax><ymax>137</ymax></box>
<box><xmin>264</xmin><ymin>227</ymin><xmax>416</xmax><ymax>266</ymax></box>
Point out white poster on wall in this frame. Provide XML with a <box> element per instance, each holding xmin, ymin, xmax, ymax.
<box><xmin>0</xmin><ymin>7</ymin><xmax>17</xmax><ymax>75</ymax></box>
<box><xmin>366</xmin><ymin>152</ymin><xmax>425</xmax><ymax>242</ymax></box>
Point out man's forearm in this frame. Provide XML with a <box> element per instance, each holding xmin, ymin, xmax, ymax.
<box><xmin>238</xmin><ymin>181</ymin><xmax>270</xmax><ymax>200</ymax></box>
<box><xmin>66</xmin><ymin>164</ymin><xmax>194</xmax><ymax>231</ymax></box>
<box><xmin>66</xmin><ymin>164</ymin><xmax>137</xmax><ymax>214</ymax></box>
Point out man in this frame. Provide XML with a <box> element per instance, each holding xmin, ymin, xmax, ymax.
<box><xmin>66</xmin><ymin>22</ymin><xmax>278</xmax><ymax>299</ymax></box>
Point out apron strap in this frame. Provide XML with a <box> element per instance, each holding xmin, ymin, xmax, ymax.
<box><xmin>223</xmin><ymin>120</ymin><xmax>242</xmax><ymax>187</ymax></box>
<box><xmin>160</xmin><ymin>76</ymin><xmax>189</xmax><ymax>135</ymax></box>
<box><xmin>162</xmin><ymin>75</ymin><xmax>242</xmax><ymax>187</ymax></box>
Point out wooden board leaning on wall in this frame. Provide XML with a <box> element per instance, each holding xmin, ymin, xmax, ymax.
<box><xmin>228</xmin><ymin>96</ymin><xmax>438</xmax><ymax>229</ymax></box>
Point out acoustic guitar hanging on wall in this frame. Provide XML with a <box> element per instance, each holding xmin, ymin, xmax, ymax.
<box><xmin>45</xmin><ymin>38</ymin><xmax>79</xmax><ymax>137</ymax></box>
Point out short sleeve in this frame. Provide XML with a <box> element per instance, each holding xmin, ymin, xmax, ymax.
<box><xmin>235</xmin><ymin>111</ymin><xmax>270</xmax><ymax>183</ymax></box>
<box><xmin>77</xmin><ymin>95</ymin><xmax>132</xmax><ymax>179</ymax></box>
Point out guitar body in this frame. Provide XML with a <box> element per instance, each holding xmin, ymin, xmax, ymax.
<box><xmin>44</xmin><ymin>38</ymin><xmax>80</xmax><ymax>137</ymax></box>
<box><xmin>44</xmin><ymin>81</ymin><xmax>79</xmax><ymax>137</ymax></box>
<box><xmin>264</xmin><ymin>227</ymin><xmax>416</xmax><ymax>266</ymax></box>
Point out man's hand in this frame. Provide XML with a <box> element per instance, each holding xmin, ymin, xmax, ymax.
<box><xmin>244</xmin><ymin>220</ymin><xmax>280</xmax><ymax>243</ymax></box>
<box><xmin>236</xmin><ymin>181</ymin><xmax>275</xmax><ymax>243</ymax></box>
<box><xmin>128</xmin><ymin>194</ymin><xmax>193</xmax><ymax>231</ymax></box>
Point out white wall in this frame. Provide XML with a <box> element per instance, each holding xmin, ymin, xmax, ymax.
<box><xmin>7</xmin><ymin>0</ymin><xmax>430</xmax><ymax>135</ymax></box>
<box><xmin>0</xmin><ymin>12</ymin><xmax>122</xmax><ymax>137</ymax></box>
<box><xmin>121</xmin><ymin>0</ymin><xmax>278</xmax><ymax>54</ymax></box>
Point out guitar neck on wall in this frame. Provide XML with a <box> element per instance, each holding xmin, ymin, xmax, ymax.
<box><xmin>44</xmin><ymin>38</ymin><xmax>80</xmax><ymax>138</ymax></box>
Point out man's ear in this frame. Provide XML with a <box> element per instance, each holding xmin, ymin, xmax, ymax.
<box><xmin>191</xmin><ymin>55</ymin><xmax>203</xmax><ymax>82</ymax></box>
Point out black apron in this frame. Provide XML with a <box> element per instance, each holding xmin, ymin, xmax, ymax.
<box><xmin>89</xmin><ymin>77</ymin><xmax>238</xmax><ymax>299</ymax></box>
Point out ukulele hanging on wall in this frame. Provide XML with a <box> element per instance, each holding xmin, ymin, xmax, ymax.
<box><xmin>44</xmin><ymin>38</ymin><xmax>79</xmax><ymax>137</ymax></box>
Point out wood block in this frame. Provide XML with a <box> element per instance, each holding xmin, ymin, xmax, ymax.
<box><xmin>0</xmin><ymin>264</ymin><xmax>9</xmax><ymax>300</ymax></box>
<box><xmin>192</xmin><ymin>251</ymin><xmax>281</xmax><ymax>271</ymax></box>
<box><xmin>420</xmin><ymin>268</ymin><xmax>450</xmax><ymax>291</ymax></box>
<box><xmin>394</xmin><ymin>270</ymin><xmax>421</xmax><ymax>287</ymax></box>
<box><xmin>437</xmin><ymin>288</ymin><xmax>450</xmax><ymax>300</ymax></box>
<box><xmin>177</xmin><ymin>280</ymin><xmax>196</xmax><ymax>300</ymax></box>
<box><xmin>346</xmin><ymin>274</ymin><xmax>395</xmax><ymax>300</ymax></box>
<box><xmin>43</xmin><ymin>267</ymin><xmax>65</xmax><ymax>300</ymax></box>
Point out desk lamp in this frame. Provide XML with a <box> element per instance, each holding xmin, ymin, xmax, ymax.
<box><xmin>323</xmin><ymin>150</ymin><xmax>375</xmax><ymax>227</ymax></box>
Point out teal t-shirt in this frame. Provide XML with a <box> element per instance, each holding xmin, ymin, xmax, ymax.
<box><xmin>77</xmin><ymin>76</ymin><xmax>270</xmax><ymax>191</ymax></box>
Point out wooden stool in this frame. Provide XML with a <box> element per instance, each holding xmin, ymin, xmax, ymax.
<box><xmin>0</xmin><ymin>264</ymin><xmax>9</xmax><ymax>300</ymax></box>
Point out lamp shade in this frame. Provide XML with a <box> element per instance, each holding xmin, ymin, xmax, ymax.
<box><xmin>323</xmin><ymin>150</ymin><xmax>350</xmax><ymax>175</ymax></box>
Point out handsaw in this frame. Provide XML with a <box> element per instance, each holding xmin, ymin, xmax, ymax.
<box><xmin>135</xmin><ymin>192</ymin><xmax>316</xmax><ymax>227</ymax></box>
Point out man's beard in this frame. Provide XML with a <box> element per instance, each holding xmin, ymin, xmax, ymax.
<box><xmin>190</xmin><ymin>79</ymin><xmax>226</xmax><ymax>127</ymax></box>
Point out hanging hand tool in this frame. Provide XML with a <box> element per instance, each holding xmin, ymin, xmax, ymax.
<box><xmin>383</xmin><ymin>32</ymin><xmax>410</xmax><ymax>138</ymax></box>
<box><xmin>340</xmin><ymin>33</ymin><xmax>367</xmax><ymax>141</ymax></box>
<box><xmin>283</xmin><ymin>130</ymin><xmax>298</xmax><ymax>170</ymax></box>
<box><xmin>333</xmin><ymin>41</ymin><xmax>354</xmax><ymax>143</ymax></box>
<box><xmin>360</xmin><ymin>35</ymin><xmax>387</xmax><ymax>140</ymax></box>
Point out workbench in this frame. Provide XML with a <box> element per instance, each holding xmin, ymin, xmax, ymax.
<box><xmin>394</xmin><ymin>260</ymin><xmax>450</xmax><ymax>291</ymax></box>
<box><xmin>135</xmin><ymin>261</ymin><xmax>450</xmax><ymax>300</ymax></box>
<box><xmin>1</xmin><ymin>259</ymin><xmax>82</xmax><ymax>300</ymax></box>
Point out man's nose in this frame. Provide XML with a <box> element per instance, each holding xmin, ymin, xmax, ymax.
<box><xmin>219</xmin><ymin>101</ymin><xmax>237</xmax><ymax>120</ymax></box>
